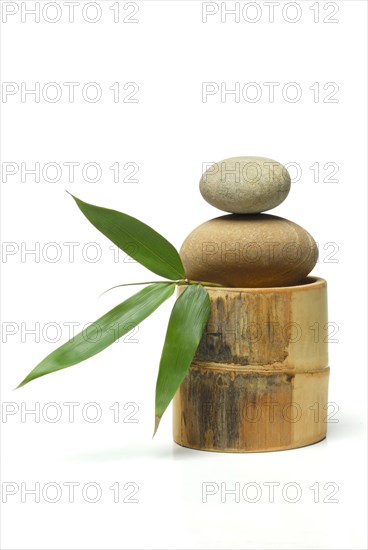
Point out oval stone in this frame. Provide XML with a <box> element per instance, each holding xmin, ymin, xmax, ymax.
<box><xmin>200</xmin><ymin>156</ymin><xmax>291</xmax><ymax>214</ymax></box>
<box><xmin>180</xmin><ymin>214</ymin><xmax>318</xmax><ymax>288</ymax></box>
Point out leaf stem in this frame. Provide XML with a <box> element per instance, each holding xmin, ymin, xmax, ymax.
<box><xmin>99</xmin><ymin>280</ymin><xmax>174</xmax><ymax>298</ymax></box>
<box><xmin>185</xmin><ymin>279</ymin><xmax>224</xmax><ymax>288</ymax></box>
<box><xmin>101</xmin><ymin>279</ymin><xmax>224</xmax><ymax>297</ymax></box>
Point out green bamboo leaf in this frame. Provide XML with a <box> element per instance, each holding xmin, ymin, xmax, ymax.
<box><xmin>154</xmin><ymin>284</ymin><xmax>211</xmax><ymax>435</ymax></box>
<box><xmin>17</xmin><ymin>283</ymin><xmax>175</xmax><ymax>388</ymax></box>
<box><xmin>69</xmin><ymin>194</ymin><xmax>185</xmax><ymax>280</ymax></box>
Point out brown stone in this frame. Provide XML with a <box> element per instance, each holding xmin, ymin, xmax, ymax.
<box><xmin>180</xmin><ymin>214</ymin><xmax>318</xmax><ymax>287</ymax></box>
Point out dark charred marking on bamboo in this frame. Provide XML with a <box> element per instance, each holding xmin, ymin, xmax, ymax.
<box><xmin>195</xmin><ymin>295</ymin><xmax>234</xmax><ymax>363</ymax></box>
<box><xmin>195</xmin><ymin>290</ymin><xmax>291</xmax><ymax>366</ymax></box>
<box><xmin>179</xmin><ymin>365</ymin><xmax>293</xmax><ymax>450</ymax></box>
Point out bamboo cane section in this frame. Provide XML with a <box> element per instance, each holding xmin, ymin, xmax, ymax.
<box><xmin>173</xmin><ymin>277</ymin><xmax>329</xmax><ymax>452</ymax></box>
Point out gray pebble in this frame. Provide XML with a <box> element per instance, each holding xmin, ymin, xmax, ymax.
<box><xmin>200</xmin><ymin>156</ymin><xmax>291</xmax><ymax>214</ymax></box>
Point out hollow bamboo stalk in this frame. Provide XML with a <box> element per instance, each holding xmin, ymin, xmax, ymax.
<box><xmin>173</xmin><ymin>277</ymin><xmax>329</xmax><ymax>452</ymax></box>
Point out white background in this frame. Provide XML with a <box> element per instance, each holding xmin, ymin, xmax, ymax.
<box><xmin>1</xmin><ymin>1</ymin><xmax>367</xmax><ymax>549</ymax></box>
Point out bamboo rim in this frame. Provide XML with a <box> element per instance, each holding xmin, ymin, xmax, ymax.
<box><xmin>202</xmin><ymin>276</ymin><xmax>326</xmax><ymax>293</ymax></box>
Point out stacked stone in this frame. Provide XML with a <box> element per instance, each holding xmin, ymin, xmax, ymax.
<box><xmin>180</xmin><ymin>156</ymin><xmax>318</xmax><ymax>288</ymax></box>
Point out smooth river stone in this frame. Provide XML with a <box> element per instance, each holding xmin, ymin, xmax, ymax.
<box><xmin>180</xmin><ymin>214</ymin><xmax>318</xmax><ymax>288</ymax></box>
<box><xmin>200</xmin><ymin>156</ymin><xmax>291</xmax><ymax>214</ymax></box>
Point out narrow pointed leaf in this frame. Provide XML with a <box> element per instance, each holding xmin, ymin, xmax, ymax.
<box><xmin>70</xmin><ymin>194</ymin><xmax>185</xmax><ymax>280</ymax></box>
<box><xmin>154</xmin><ymin>284</ymin><xmax>211</xmax><ymax>433</ymax></box>
<box><xmin>17</xmin><ymin>283</ymin><xmax>175</xmax><ymax>388</ymax></box>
